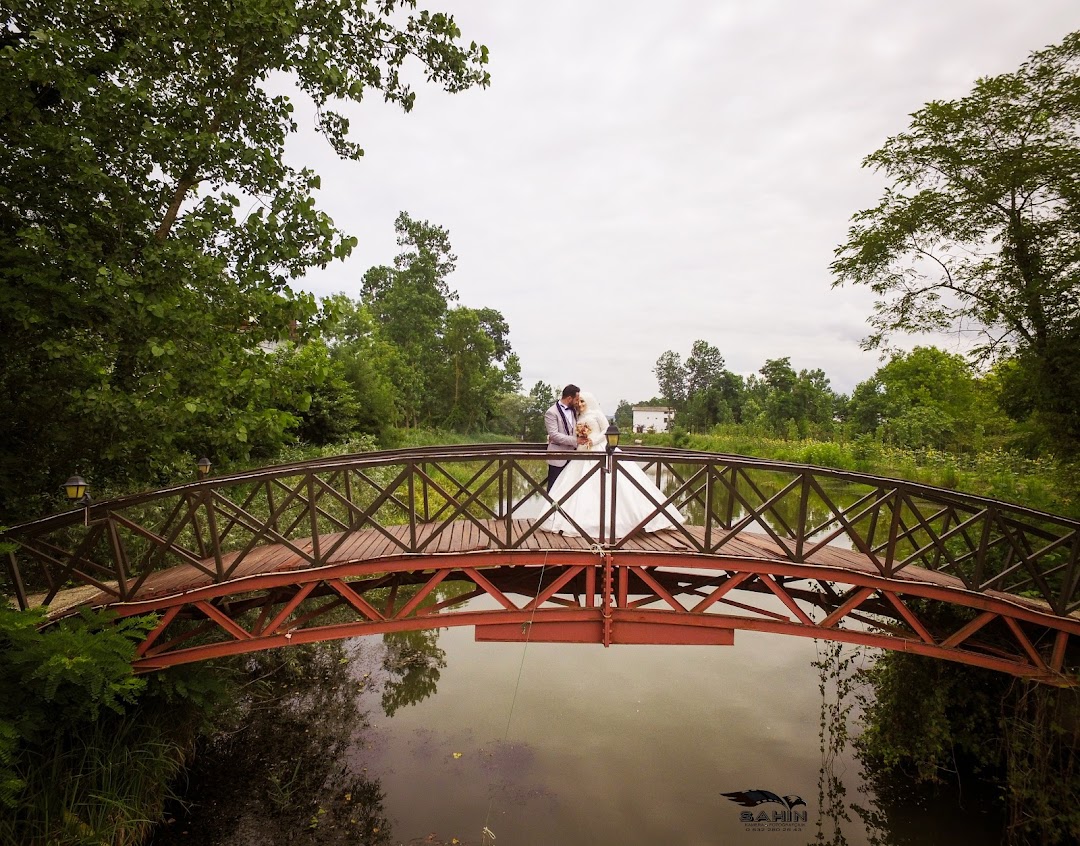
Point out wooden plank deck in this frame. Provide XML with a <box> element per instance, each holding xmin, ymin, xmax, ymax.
<box><xmin>39</xmin><ymin>518</ymin><xmax>1060</xmax><ymax>618</ymax></box>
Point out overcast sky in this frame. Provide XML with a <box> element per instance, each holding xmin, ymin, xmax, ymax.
<box><xmin>284</xmin><ymin>1</ymin><xmax>1079</xmax><ymax>413</ymax></box>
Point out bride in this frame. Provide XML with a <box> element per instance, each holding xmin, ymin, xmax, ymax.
<box><xmin>543</xmin><ymin>391</ymin><xmax>687</xmax><ymax>538</ymax></box>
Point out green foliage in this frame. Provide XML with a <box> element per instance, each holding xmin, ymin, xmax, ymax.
<box><xmin>0</xmin><ymin>606</ymin><xmax>151</xmax><ymax>820</ymax></box>
<box><xmin>339</xmin><ymin>212</ymin><xmax>520</xmax><ymax>432</ymax></box>
<box><xmin>845</xmin><ymin>346</ymin><xmax>1006</xmax><ymax>451</ymax></box>
<box><xmin>0</xmin><ymin>608</ymin><xmax>153</xmax><ymax>750</ymax></box>
<box><xmin>2</xmin><ymin>713</ymin><xmax>190</xmax><ymax>846</ymax></box>
<box><xmin>523</xmin><ymin>382</ymin><xmax>557</xmax><ymax>441</ymax></box>
<box><xmin>831</xmin><ymin>31</ymin><xmax>1080</xmax><ymax>456</ymax></box>
<box><xmin>0</xmin><ymin>605</ymin><xmax>238</xmax><ymax>844</ymax></box>
<box><xmin>286</xmin><ymin>341</ymin><xmax>363</xmax><ymax>446</ymax></box>
<box><xmin>743</xmin><ymin>357</ymin><xmax>840</xmax><ymax>439</ymax></box>
<box><xmin>653</xmin><ymin>349</ymin><xmax>687</xmax><ymax>406</ymax></box>
<box><xmin>319</xmin><ymin>294</ymin><xmax>400</xmax><ymax>439</ymax></box>
<box><xmin>1002</xmin><ymin>685</ymin><xmax>1080</xmax><ymax>845</ymax></box>
<box><xmin>654</xmin><ymin>341</ymin><xmax>748</xmax><ymax>433</ymax></box>
<box><xmin>0</xmin><ymin>1</ymin><xmax>490</xmax><ymax>523</ymax></box>
<box><xmin>856</xmin><ymin>647</ymin><xmax>1008</xmax><ymax>783</ymax></box>
<box><xmin>653</xmin><ymin>344</ymin><xmax>841</xmax><ymax>438</ymax></box>
<box><xmin>855</xmin><ymin>648</ymin><xmax>1080</xmax><ymax>844</ymax></box>
<box><xmin>633</xmin><ymin>428</ymin><xmax>1077</xmax><ymax>516</ymax></box>
<box><xmin>669</xmin><ymin>426</ymin><xmax>690</xmax><ymax>448</ymax></box>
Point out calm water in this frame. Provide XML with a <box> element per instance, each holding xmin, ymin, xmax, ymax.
<box><xmin>345</xmin><ymin>619</ymin><xmax>1003</xmax><ymax>845</ymax></box>
<box><xmin>353</xmin><ymin>623</ymin><xmax>830</xmax><ymax>844</ymax></box>
<box><xmin>153</xmin><ymin>592</ymin><xmax>1005</xmax><ymax>845</ymax></box>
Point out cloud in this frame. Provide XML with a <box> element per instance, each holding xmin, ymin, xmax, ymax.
<box><xmin>285</xmin><ymin>0</ymin><xmax>1078</xmax><ymax>410</ymax></box>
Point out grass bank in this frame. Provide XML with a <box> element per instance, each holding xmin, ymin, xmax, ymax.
<box><xmin>633</xmin><ymin>429</ymin><xmax>1078</xmax><ymax>518</ymax></box>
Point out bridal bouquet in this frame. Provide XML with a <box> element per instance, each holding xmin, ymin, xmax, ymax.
<box><xmin>575</xmin><ymin>422</ymin><xmax>592</xmax><ymax>439</ymax></box>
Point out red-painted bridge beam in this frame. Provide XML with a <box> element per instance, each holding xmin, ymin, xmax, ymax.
<box><xmin>98</xmin><ymin>550</ymin><xmax>1080</xmax><ymax>685</ymax></box>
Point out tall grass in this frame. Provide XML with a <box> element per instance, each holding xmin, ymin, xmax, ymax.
<box><xmin>0</xmin><ymin>713</ymin><xmax>190</xmax><ymax>846</ymax></box>
<box><xmin>635</xmin><ymin>430</ymin><xmax>1078</xmax><ymax>518</ymax></box>
<box><xmin>388</xmin><ymin>427</ymin><xmax>518</xmax><ymax>449</ymax></box>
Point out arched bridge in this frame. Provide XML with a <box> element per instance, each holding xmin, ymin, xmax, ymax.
<box><xmin>4</xmin><ymin>444</ymin><xmax>1080</xmax><ymax>684</ymax></box>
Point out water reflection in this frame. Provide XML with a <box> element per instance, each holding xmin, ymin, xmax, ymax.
<box><xmin>150</xmin><ymin>642</ymin><xmax>393</xmax><ymax>846</ymax></box>
<box><xmin>152</xmin><ymin>624</ymin><xmax>1007</xmax><ymax>845</ymax></box>
<box><xmin>850</xmin><ymin>766</ymin><xmax>1004</xmax><ymax>846</ymax></box>
<box><xmin>809</xmin><ymin>643</ymin><xmax>1006</xmax><ymax>846</ymax></box>
<box><xmin>813</xmin><ymin>642</ymin><xmax>859</xmax><ymax>846</ymax></box>
<box><xmin>353</xmin><ymin>623</ymin><xmax>1005</xmax><ymax>846</ymax></box>
<box><xmin>381</xmin><ymin>629</ymin><xmax>447</xmax><ymax>717</ymax></box>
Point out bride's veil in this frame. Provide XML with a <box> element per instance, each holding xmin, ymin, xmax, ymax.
<box><xmin>578</xmin><ymin>391</ymin><xmax>609</xmax><ymax>431</ymax></box>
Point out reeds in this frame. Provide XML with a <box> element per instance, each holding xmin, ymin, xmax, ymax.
<box><xmin>0</xmin><ymin>710</ymin><xmax>190</xmax><ymax>846</ymax></box>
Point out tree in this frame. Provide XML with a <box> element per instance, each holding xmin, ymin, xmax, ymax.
<box><xmin>522</xmin><ymin>381</ymin><xmax>556</xmax><ymax>441</ymax></box>
<box><xmin>281</xmin><ymin>341</ymin><xmax>360</xmax><ymax>446</ymax></box>
<box><xmin>489</xmin><ymin>392</ymin><xmax>528</xmax><ymax>440</ymax></box>
<box><xmin>473</xmin><ymin>307</ymin><xmax>513</xmax><ymax>362</ymax></box>
<box><xmin>742</xmin><ymin>357</ymin><xmax>838</xmax><ymax>438</ymax></box>
<box><xmin>653</xmin><ymin>350</ymin><xmax>687</xmax><ymax>407</ymax></box>
<box><xmin>831</xmin><ymin>32</ymin><xmax>1080</xmax><ymax>453</ymax></box>
<box><xmin>0</xmin><ymin>1</ymin><xmax>490</xmax><ymax>520</ymax></box>
<box><xmin>437</xmin><ymin>306</ymin><xmax>501</xmax><ymax>430</ymax></box>
<box><xmin>759</xmin><ymin>357</ymin><xmax>799</xmax><ymax>433</ymax></box>
<box><xmin>360</xmin><ymin>214</ymin><xmax>517</xmax><ymax>430</ymax></box>
<box><xmin>847</xmin><ymin>346</ymin><xmax>1003</xmax><ymax>450</ymax></box>
<box><xmin>712</xmin><ymin>370</ymin><xmax>746</xmax><ymax>424</ymax></box>
<box><xmin>614</xmin><ymin>400</ymin><xmax>634</xmax><ymax>430</ymax></box>
<box><xmin>361</xmin><ymin>212</ymin><xmax>459</xmax><ymax>425</ymax></box>
<box><xmin>361</xmin><ymin>211</ymin><xmax>460</xmax><ymax>350</ymax></box>
<box><xmin>684</xmin><ymin>340</ymin><xmax>725</xmax><ymax>397</ymax></box>
<box><xmin>682</xmin><ymin>340</ymin><xmax>729</xmax><ymax>432</ymax></box>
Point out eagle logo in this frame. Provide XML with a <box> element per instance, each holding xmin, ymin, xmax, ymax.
<box><xmin>720</xmin><ymin>790</ymin><xmax>807</xmax><ymax>811</ymax></box>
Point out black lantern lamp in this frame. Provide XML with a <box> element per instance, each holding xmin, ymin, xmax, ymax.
<box><xmin>605</xmin><ymin>422</ymin><xmax>621</xmax><ymax>454</ymax></box>
<box><xmin>63</xmin><ymin>474</ymin><xmax>91</xmax><ymax>507</ymax></box>
<box><xmin>196</xmin><ymin>457</ymin><xmax>212</xmax><ymax>478</ymax></box>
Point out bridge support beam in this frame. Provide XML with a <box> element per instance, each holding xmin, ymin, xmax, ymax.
<box><xmin>475</xmin><ymin>616</ymin><xmax>736</xmax><ymax>646</ymax></box>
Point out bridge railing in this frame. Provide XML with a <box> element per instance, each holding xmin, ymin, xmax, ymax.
<box><xmin>3</xmin><ymin>444</ymin><xmax>1079</xmax><ymax>615</ymax></box>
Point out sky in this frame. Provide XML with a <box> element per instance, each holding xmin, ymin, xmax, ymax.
<box><xmin>284</xmin><ymin>1</ymin><xmax>1079</xmax><ymax>413</ymax></box>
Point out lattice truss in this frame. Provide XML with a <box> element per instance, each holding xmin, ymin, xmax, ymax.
<box><xmin>2</xmin><ymin>446</ymin><xmax>1078</xmax><ymax>682</ymax></box>
<box><xmin>122</xmin><ymin>552</ymin><xmax>1079</xmax><ymax>682</ymax></box>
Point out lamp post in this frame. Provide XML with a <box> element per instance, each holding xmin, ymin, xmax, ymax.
<box><xmin>63</xmin><ymin>474</ymin><xmax>91</xmax><ymax>507</ymax></box>
<box><xmin>604</xmin><ymin>422</ymin><xmax>620</xmax><ymax>541</ymax></box>
<box><xmin>63</xmin><ymin>474</ymin><xmax>92</xmax><ymax>525</ymax></box>
<box><xmin>197</xmin><ymin>457</ymin><xmax>212</xmax><ymax>478</ymax></box>
<box><xmin>605</xmin><ymin>422</ymin><xmax>621</xmax><ymax>454</ymax></box>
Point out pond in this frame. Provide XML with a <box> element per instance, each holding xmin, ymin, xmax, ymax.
<box><xmin>152</xmin><ymin>595</ymin><xmax>1005</xmax><ymax>845</ymax></box>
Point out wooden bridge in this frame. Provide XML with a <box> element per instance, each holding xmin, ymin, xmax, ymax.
<box><xmin>3</xmin><ymin>444</ymin><xmax>1080</xmax><ymax>684</ymax></box>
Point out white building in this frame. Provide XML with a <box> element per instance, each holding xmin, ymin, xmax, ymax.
<box><xmin>632</xmin><ymin>406</ymin><xmax>675</xmax><ymax>433</ymax></box>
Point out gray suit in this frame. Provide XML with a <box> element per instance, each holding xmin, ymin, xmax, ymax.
<box><xmin>545</xmin><ymin>401</ymin><xmax>579</xmax><ymax>466</ymax></box>
<box><xmin>544</xmin><ymin>401</ymin><xmax>579</xmax><ymax>491</ymax></box>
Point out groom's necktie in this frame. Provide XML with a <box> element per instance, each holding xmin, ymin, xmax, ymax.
<box><xmin>559</xmin><ymin>403</ymin><xmax>573</xmax><ymax>434</ymax></box>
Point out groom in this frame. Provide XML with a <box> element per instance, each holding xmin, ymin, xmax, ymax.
<box><xmin>544</xmin><ymin>384</ymin><xmax>588</xmax><ymax>491</ymax></box>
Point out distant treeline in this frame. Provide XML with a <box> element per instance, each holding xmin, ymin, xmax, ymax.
<box><xmin>613</xmin><ymin>341</ymin><xmax>1023</xmax><ymax>456</ymax></box>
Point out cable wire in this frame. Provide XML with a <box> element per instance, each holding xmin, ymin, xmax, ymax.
<box><xmin>481</xmin><ymin>551</ymin><xmax>550</xmax><ymax>844</ymax></box>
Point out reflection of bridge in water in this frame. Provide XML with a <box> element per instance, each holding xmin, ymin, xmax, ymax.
<box><xmin>4</xmin><ymin>444</ymin><xmax>1080</xmax><ymax>684</ymax></box>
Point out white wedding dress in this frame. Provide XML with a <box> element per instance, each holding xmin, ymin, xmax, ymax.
<box><xmin>543</xmin><ymin>392</ymin><xmax>687</xmax><ymax>539</ymax></box>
